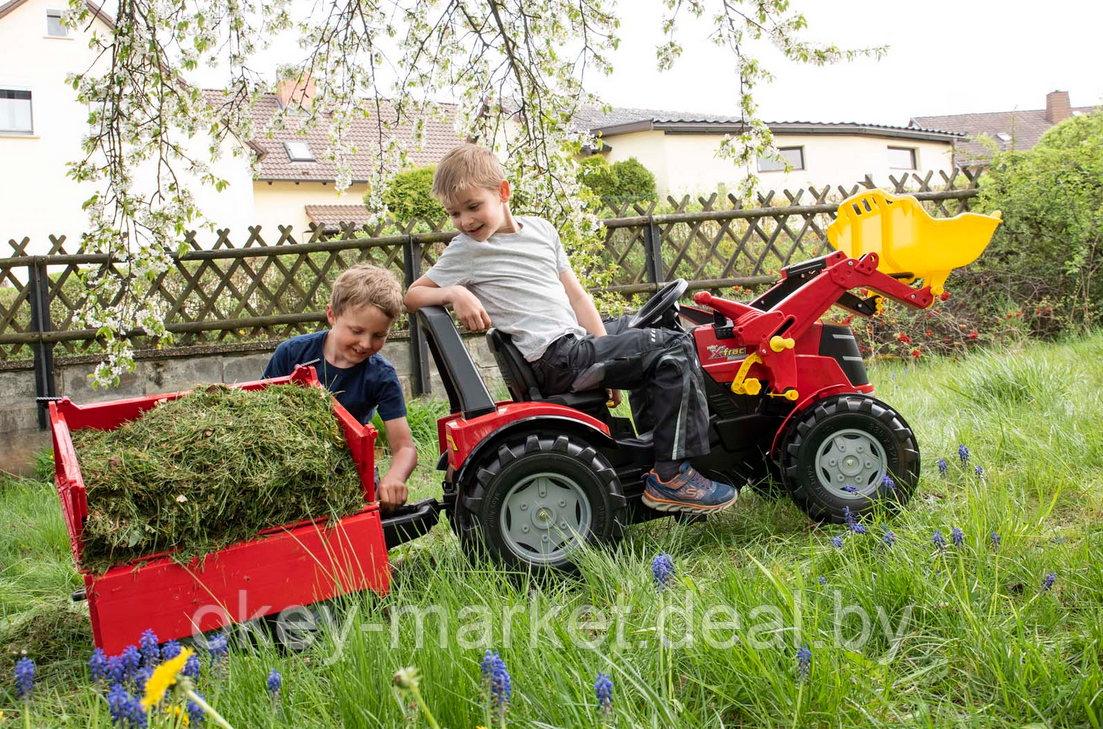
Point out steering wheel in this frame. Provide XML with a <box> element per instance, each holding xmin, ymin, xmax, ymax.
<box><xmin>628</xmin><ymin>278</ymin><xmax>689</xmax><ymax>329</ymax></box>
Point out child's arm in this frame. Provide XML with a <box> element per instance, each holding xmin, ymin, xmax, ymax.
<box><xmin>378</xmin><ymin>416</ymin><xmax>417</xmax><ymax>512</ymax></box>
<box><xmin>560</xmin><ymin>269</ymin><xmax>621</xmax><ymax>405</ymax></box>
<box><xmin>560</xmin><ymin>269</ymin><xmax>607</xmax><ymax>337</ymax></box>
<box><xmin>405</xmin><ymin>275</ymin><xmax>492</xmax><ymax>332</ymax></box>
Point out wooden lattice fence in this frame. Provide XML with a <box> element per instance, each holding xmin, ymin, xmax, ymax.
<box><xmin>1</xmin><ymin>167</ymin><xmax>983</xmax><ymax>419</ymax></box>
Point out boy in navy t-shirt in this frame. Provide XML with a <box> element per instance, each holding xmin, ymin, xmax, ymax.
<box><xmin>263</xmin><ymin>264</ymin><xmax>416</xmax><ymax>512</ymax></box>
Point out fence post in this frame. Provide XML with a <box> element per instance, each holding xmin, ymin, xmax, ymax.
<box><xmin>27</xmin><ymin>256</ymin><xmax>57</xmax><ymax>429</ymax></box>
<box><xmin>643</xmin><ymin>216</ymin><xmax>664</xmax><ymax>288</ymax></box>
<box><xmin>403</xmin><ymin>237</ymin><xmax>431</xmax><ymax>396</ymax></box>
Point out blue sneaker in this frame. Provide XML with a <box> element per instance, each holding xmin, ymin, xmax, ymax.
<box><xmin>642</xmin><ymin>463</ymin><xmax>737</xmax><ymax>514</ymax></box>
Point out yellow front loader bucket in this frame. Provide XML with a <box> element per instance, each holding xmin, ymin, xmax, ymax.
<box><xmin>826</xmin><ymin>190</ymin><xmax>1002</xmax><ymax>295</ymax></box>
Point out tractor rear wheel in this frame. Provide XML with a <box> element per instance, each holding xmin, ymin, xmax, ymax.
<box><xmin>459</xmin><ymin>431</ymin><xmax>627</xmax><ymax>574</ymax></box>
<box><xmin>781</xmin><ymin>394</ymin><xmax>919</xmax><ymax>522</ymax></box>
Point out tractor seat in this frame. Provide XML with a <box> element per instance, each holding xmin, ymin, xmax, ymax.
<box><xmin>486</xmin><ymin>329</ymin><xmax>610</xmax><ymax>413</ymax></box>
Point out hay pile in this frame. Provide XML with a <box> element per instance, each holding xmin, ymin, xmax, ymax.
<box><xmin>72</xmin><ymin>384</ymin><xmax>364</xmax><ymax>574</ymax></box>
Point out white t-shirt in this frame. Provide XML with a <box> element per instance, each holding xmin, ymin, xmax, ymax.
<box><xmin>425</xmin><ymin>216</ymin><xmax>587</xmax><ymax>361</ymax></box>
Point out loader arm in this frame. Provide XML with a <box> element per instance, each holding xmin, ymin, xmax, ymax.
<box><xmin>695</xmin><ymin>250</ymin><xmax>934</xmax><ymax>398</ymax></box>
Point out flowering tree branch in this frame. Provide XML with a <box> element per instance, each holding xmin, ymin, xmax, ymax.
<box><xmin>63</xmin><ymin>0</ymin><xmax>882</xmax><ymax>386</ymax></box>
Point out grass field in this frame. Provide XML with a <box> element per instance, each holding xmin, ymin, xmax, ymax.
<box><xmin>2</xmin><ymin>333</ymin><xmax>1102</xmax><ymax>727</ymax></box>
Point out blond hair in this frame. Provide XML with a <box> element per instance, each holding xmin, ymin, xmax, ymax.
<box><xmin>330</xmin><ymin>264</ymin><xmax>403</xmax><ymax>319</ymax></box>
<box><xmin>431</xmin><ymin>143</ymin><xmax>505</xmax><ymax>205</ymax></box>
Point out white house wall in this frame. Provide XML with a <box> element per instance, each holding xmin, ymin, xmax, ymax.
<box><xmin>251</xmin><ymin>181</ymin><xmax>372</xmax><ymax>243</ymax></box>
<box><xmin>0</xmin><ymin>0</ymin><xmax>255</xmax><ymax>255</ymax></box>
<box><xmin>602</xmin><ymin>130</ymin><xmax>955</xmax><ymax>198</ymax></box>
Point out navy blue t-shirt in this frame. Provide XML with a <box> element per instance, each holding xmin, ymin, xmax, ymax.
<box><xmin>262</xmin><ymin>331</ymin><xmax>406</xmax><ymax>425</ymax></box>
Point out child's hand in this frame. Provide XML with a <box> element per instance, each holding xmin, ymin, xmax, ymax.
<box><xmin>378</xmin><ymin>475</ymin><xmax>408</xmax><ymax>514</ymax></box>
<box><xmin>452</xmin><ymin>287</ymin><xmax>492</xmax><ymax>331</ymax></box>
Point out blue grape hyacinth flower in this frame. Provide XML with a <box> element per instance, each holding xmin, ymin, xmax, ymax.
<box><xmin>267</xmin><ymin>668</ymin><xmax>282</xmax><ymax>695</ymax></box>
<box><xmin>1042</xmin><ymin>573</ymin><xmax>1057</xmax><ymax>591</ymax></box>
<box><xmin>14</xmin><ymin>657</ymin><xmax>34</xmax><ymax>701</ymax></box>
<box><xmin>139</xmin><ymin>629</ymin><xmax>160</xmax><ymax>667</ymax></box>
<box><xmin>652</xmin><ymin>552</ymin><xmax>675</xmax><ymax>591</ymax></box>
<box><xmin>481</xmin><ymin>650</ymin><xmax>512</xmax><ymax>712</ymax></box>
<box><xmin>120</xmin><ymin>644</ymin><xmax>141</xmax><ymax>681</ymax></box>
<box><xmin>796</xmin><ymin>645</ymin><xmax>812</xmax><ymax>681</ymax></box>
<box><xmin>933</xmin><ymin>530</ymin><xmax>947</xmax><ymax>551</ymax></box>
<box><xmin>207</xmin><ymin>634</ymin><xmax>229</xmax><ymax>663</ymax></box>
<box><xmin>183</xmin><ymin>653</ymin><xmax>201</xmax><ymax>681</ymax></box>
<box><xmin>938</xmin><ymin>459</ymin><xmax>948</xmax><ymax>476</ymax></box>
<box><xmin>89</xmin><ymin>648</ymin><xmax>108</xmax><ymax>683</ymax></box>
<box><xmin>594</xmin><ymin>671</ymin><xmax>614</xmax><ymax>715</ymax></box>
<box><xmin>187</xmin><ymin>692</ymin><xmax>206</xmax><ymax>726</ymax></box>
<box><xmin>958</xmin><ymin>443</ymin><xmax>970</xmax><ymax>465</ymax></box>
<box><xmin>160</xmin><ymin>640</ymin><xmax>181</xmax><ymax>660</ymax></box>
<box><xmin>951</xmin><ymin>527</ymin><xmax>964</xmax><ymax>547</ymax></box>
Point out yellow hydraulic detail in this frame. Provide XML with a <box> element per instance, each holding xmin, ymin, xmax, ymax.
<box><xmin>770</xmin><ymin>335</ymin><xmax>795</xmax><ymax>352</ymax></box>
<box><xmin>730</xmin><ymin>352</ymin><xmax>762</xmax><ymax>396</ymax></box>
<box><xmin>826</xmin><ymin>190</ymin><xmax>1002</xmax><ymax>296</ymax></box>
<box><xmin>768</xmin><ymin>388</ymin><xmax>800</xmax><ymax>401</ymax></box>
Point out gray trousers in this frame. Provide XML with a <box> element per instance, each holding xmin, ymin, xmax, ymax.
<box><xmin>530</xmin><ymin>316</ymin><xmax>710</xmax><ymax>462</ymax></box>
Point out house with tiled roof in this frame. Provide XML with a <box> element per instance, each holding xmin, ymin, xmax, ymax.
<box><xmin>573</xmin><ymin>105</ymin><xmax>962</xmax><ymax>198</ymax></box>
<box><xmin>235</xmin><ymin>80</ymin><xmax>464</xmax><ymax>236</ymax></box>
<box><xmin>0</xmin><ymin>0</ymin><xmax>463</xmax><ymax>253</ymax></box>
<box><xmin>909</xmin><ymin>91</ymin><xmax>1098</xmax><ymax>165</ymax></box>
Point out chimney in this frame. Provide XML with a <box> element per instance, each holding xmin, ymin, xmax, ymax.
<box><xmin>277</xmin><ymin>74</ymin><xmax>316</xmax><ymax>110</ymax></box>
<box><xmin>1045</xmin><ymin>90</ymin><xmax>1071</xmax><ymax>124</ymax></box>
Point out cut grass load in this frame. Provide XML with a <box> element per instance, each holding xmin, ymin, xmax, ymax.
<box><xmin>72</xmin><ymin>384</ymin><xmax>364</xmax><ymax>573</ymax></box>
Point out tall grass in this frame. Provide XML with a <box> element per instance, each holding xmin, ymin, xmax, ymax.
<box><xmin>2</xmin><ymin>333</ymin><xmax>1102</xmax><ymax>727</ymax></box>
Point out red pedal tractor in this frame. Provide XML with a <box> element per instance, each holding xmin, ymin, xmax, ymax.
<box><xmin>414</xmin><ymin>191</ymin><xmax>1001</xmax><ymax>573</ymax></box>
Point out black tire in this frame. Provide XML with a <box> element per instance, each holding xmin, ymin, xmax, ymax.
<box><xmin>459</xmin><ymin>431</ymin><xmax>627</xmax><ymax>574</ymax></box>
<box><xmin>781</xmin><ymin>394</ymin><xmax>920</xmax><ymax>522</ymax></box>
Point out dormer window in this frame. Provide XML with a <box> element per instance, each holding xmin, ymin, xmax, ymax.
<box><xmin>46</xmin><ymin>9</ymin><xmax>67</xmax><ymax>37</ymax></box>
<box><xmin>996</xmin><ymin>132</ymin><xmax>1011</xmax><ymax>142</ymax></box>
<box><xmin>285</xmin><ymin>141</ymin><xmax>314</xmax><ymax>162</ymax></box>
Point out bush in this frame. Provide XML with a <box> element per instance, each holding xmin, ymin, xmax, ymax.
<box><xmin>972</xmin><ymin>112</ymin><xmax>1103</xmax><ymax>331</ymax></box>
<box><xmin>377</xmin><ymin>166</ymin><xmax>446</xmax><ymax>225</ymax></box>
<box><xmin>578</xmin><ymin>156</ymin><xmax>658</xmax><ymax>205</ymax></box>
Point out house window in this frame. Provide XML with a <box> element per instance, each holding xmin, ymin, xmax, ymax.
<box><xmin>888</xmin><ymin>146</ymin><xmax>917</xmax><ymax>170</ymax></box>
<box><xmin>285</xmin><ymin>141</ymin><xmax>314</xmax><ymax>162</ymax></box>
<box><xmin>757</xmin><ymin>146</ymin><xmax>805</xmax><ymax>172</ymax></box>
<box><xmin>46</xmin><ymin>9</ymin><xmax>67</xmax><ymax>36</ymax></box>
<box><xmin>0</xmin><ymin>90</ymin><xmax>33</xmax><ymax>134</ymax></box>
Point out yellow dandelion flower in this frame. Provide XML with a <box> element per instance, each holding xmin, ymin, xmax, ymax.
<box><xmin>142</xmin><ymin>647</ymin><xmax>194</xmax><ymax>710</ymax></box>
<box><xmin>166</xmin><ymin>704</ymin><xmax>190</xmax><ymax>726</ymax></box>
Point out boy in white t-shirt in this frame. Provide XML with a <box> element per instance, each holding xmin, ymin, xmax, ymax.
<box><xmin>404</xmin><ymin>144</ymin><xmax>736</xmax><ymax>514</ymax></box>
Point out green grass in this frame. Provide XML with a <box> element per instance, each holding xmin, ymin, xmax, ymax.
<box><xmin>2</xmin><ymin>333</ymin><xmax>1103</xmax><ymax>727</ymax></box>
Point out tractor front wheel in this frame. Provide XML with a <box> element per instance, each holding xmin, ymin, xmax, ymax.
<box><xmin>781</xmin><ymin>394</ymin><xmax>920</xmax><ymax>522</ymax></box>
<box><xmin>460</xmin><ymin>432</ymin><xmax>627</xmax><ymax>574</ymax></box>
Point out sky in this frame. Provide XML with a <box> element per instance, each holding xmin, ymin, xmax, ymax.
<box><xmin>187</xmin><ymin>0</ymin><xmax>1103</xmax><ymax>126</ymax></box>
<box><xmin>582</xmin><ymin>0</ymin><xmax>1103</xmax><ymax>125</ymax></box>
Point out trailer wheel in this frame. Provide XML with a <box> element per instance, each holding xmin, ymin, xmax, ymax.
<box><xmin>782</xmin><ymin>394</ymin><xmax>919</xmax><ymax>522</ymax></box>
<box><xmin>461</xmin><ymin>432</ymin><xmax>627</xmax><ymax>574</ymax></box>
<box><xmin>269</xmin><ymin>599</ymin><xmax>333</xmax><ymax>652</ymax></box>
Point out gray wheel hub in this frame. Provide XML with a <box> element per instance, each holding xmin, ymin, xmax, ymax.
<box><xmin>500</xmin><ymin>471</ymin><xmax>591</xmax><ymax>565</ymax></box>
<box><xmin>814</xmin><ymin>428</ymin><xmax>887</xmax><ymax>497</ymax></box>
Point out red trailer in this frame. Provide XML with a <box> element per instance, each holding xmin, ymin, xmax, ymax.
<box><xmin>49</xmin><ymin>365</ymin><xmax>392</xmax><ymax>654</ymax></box>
